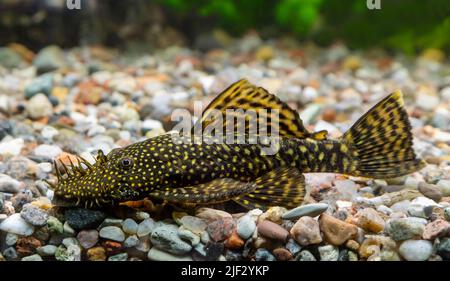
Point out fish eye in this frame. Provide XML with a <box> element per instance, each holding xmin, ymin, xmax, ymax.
<box><xmin>119</xmin><ymin>157</ymin><xmax>133</xmax><ymax>169</ymax></box>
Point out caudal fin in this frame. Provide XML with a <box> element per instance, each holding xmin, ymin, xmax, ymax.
<box><xmin>343</xmin><ymin>90</ymin><xmax>426</xmax><ymax>178</ymax></box>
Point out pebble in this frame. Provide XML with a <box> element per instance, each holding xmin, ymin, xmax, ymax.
<box><xmin>179</xmin><ymin>215</ymin><xmax>207</xmax><ymax>235</ymax></box>
<box><xmin>55</xmin><ymin>245</ymin><xmax>81</xmax><ymax>261</ymax></box>
<box><xmin>196</xmin><ymin>208</ymin><xmax>232</xmax><ymax>221</ymax></box>
<box><xmin>0</xmin><ymin>213</ymin><xmax>34</xmax><ymax>236</ymax></box>
<box><xmin>21</xmin><ymin>254</ymin><xmax>43</xmax><ymax>261</ymax></box>
<box><xmin>178</xmin><ymin>227</ymin><xmax>201</xmax><ymax>246</ymax></box>
<box><xmin>33</xmin><ymin>45</ymin><xmax>65</xmax><ymax>72</ymax></box>
<box><xmin>290</xmin><ymin>216</ymin><xmax>322</xmax><ymax>246</ymax></box>
<box><xmin>282</xmin><ymin>203</ymin><xmax>329</xmax><ymax>220</ymax></box>
<box><xmin>137</xmin><ymin>218</ymin><xmax>155</xmax><ymax>237</ymax></box>
<box><xmin>33</xmin><ymin>145</ymin><xmax>63</xmax><ymax>161</ymax></box>
<box><xmin>37</xmin><ymin>245</ymin><xmax>57</xmax><ymax>256</ymax></box>
<box><xmin>0</xmin><ymin>174</ymin><xmax>21</xmax><ymax>193</ymax></box>
<box><xmin>319</xmin><ymin>245</ymin><xmax>339</xmax><ymax>261</ymax></box>
<box><xmin>319</xmin><ymin>213</ymin><xmax>357</xmax><ymax>245</ymax></box>
<box><xmin>419</xmin><ymin>182</ymin><xmax>443</xmax><ymax>202</ymax></box>
<box><xmin>77</xmin><ymin>230</ymin><xmax>99</xmax><ymax>249</ymax></box>
<box><xmin>62</xmin><ymin>237</ymin><xmax>79</xmax><ymax>247</ymax></box>
<box><xmin>27</xmin><ymin>94</ymin><xmax>53</xmax><ymax>119</ymax></box>
<box><xmin>64</xmin><ymin>208</ymin><xmax>106</xmax><ymax>230</ymax></box>
<box><xmin>24</xmin><ymin>73</ymin><xmax>54</xmax><ymax>99</ymax></box>
<box><xmin>272</xmin><ymin>248</ymin><xmax>293</xmax><ymax>261</ymax></box>
<box><xmin>445</xmin><ymin>207</ymin><xmax>450</xmax><ymax>221</ymax></box>
<box><xmin>437</xmin><ymin>180</ymin><xmax>450</xmax><ymax>196</ymax></box>
<box><xmin>422</xmin><ymin>219</ymin><xmax>450</xmax><ymax>240</ymax></box>
<box><xmin>355</xmin><ymin>208</ymin><xmax>385</xmax><ymax>233</ymax></box>
<box><xmin>147</xmin><ymin>247</ymin><xmax>193</xmax><ymax>261</ymax></box>
<box><xmin>99</xmin><ymin>226</ymin><xmax>126</xmax><ymax>242</ymax></box>
<box><xmin>285</xmin><ymin>239</ymin><xmax>302</xmax><ymax>256</ymax></box>
<box><xmin>108</xmin><ymin>253</ymin><xmax>128</xmax><ymax>261</ymax></box>
<box><xmin>296</xmin><ymin>250</ymin><xmax>316</xmax><ymax>261</ymax></box>
<box><xmin>124</xmin><ymin>235</ymin><xmax>139</xmax><ymax>248</ymax></box>
<box><xmin>20</xmin><ymin>203</ymin><xmax>49</xmax><ymax>226</ymax></box>
<box><xmin>437</xmin><ymin>238</ymin><xmax>450</xmax><ymax>260</ymax></box>
<box><xmin>206</xmin><ymin>217</ymin><xmax>236</xmax><ymax>242</ymax></box>
<box><xmin>150</xmin><ymin>224</ymin><xmax>192</xmax><ymax>254</ymax></box>
<box><xmin>87</xmin><ymin>247</ymin><xmax>106</xmax><ymax>261</ymax></box>
<box><xmin>135</xmin><ymin>211</ymin><xmax>150</xmax><ymax>221</ymax></box>
<box><xmin>398</xmin><ymin>240</ymin><xmax>433</xmax><ymax>261</ymax></box>
<box><xmin>236</xmin><ymin>215</ymin><xmax>256</xmax><ymax>240</ymax></box>
<box><xmin>136</xmin><ymin>236</ymin><xmax>151</xmax><ymax>252</ymax></box>
<box><xmin>47</xmin><ymin>216</ymin><xmax>64</xmax><ymax>234</ymax></box>
<box><xmin>5</xmin><ymin>233</ymin><xmax>18</xmax><ymax>246</ymax></box>
<box><xmin>122</xmin><ymin>218</ymin><xmax>139</xmax><ymax>235</ymax></box>
<box><xmin>224</xmin><ymin>231</ymin><xmax>244</xmax><ymax>250</ymax></box>
<box><xmin>3</xmin><ymin>247</ymin><xmax>18</xmax><ymax>260</ymax></box>
<box><xmin>254</xmin><ymin>248</ymin><xmax>276</xmax><ymax>261</ymax></box>
<box><xmin>386</xmin><ymin>217</ymin><xmax>425</xmax><ymax>241</ymax></box>
<box><xmin>257</xmin><ymin>220</ymin><xmax>289</xmax><ymax>242</ymax></box>
<box><xmin>63</xmin><ymin>221</ymin><xmax>75</xmax><ymax>235</ymax></box>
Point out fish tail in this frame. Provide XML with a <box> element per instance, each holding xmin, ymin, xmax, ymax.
<box><xmin>343</xmin><ymin>90</ymin><xmax>426</xmax><ymax>178</ymax></box>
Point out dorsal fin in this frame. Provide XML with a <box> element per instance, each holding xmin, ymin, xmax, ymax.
<box><xmin>193</xmin><ymin>79</ymin><xmax>327</xmax><ymax>140</ymax></box>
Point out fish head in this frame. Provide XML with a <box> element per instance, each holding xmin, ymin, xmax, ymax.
<box><xmin>49</xmin><ymin>148</ymin><xmax>145</xmax><ymax>208</ymax></box>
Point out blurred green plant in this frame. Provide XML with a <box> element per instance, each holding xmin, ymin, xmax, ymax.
<box><xmin>158</xmin><ymin>0</ymin><xmax>450</xmax><ymax>54</ymax></box>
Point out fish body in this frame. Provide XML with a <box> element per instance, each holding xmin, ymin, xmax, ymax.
<box><xmin>50</xmin><ymin>80</ymin><xmax>426</xmax><ymax>210</ymax></box>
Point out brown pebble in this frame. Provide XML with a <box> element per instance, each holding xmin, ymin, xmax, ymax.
<box><xmin>87</xmin><ymin>247</ymin><xmax>106</xmax><ymax>261</ymax></box>
<box><xmin>319</xmin><ymin>213</ymin><xmax>358</xmax><ymax>246</ymax></box>
<box><xmin>418</xmin><ymin>182</ymin><xmax>443</xmax><ymax>202</ymax></box>
<box><xmin>359</xmin><ymin>238</ymin><xmax>381</xmax><ymax>259</ymax></box>
<box><xmin>272</xmin><ymin>248</ymin><xmax>293</xmax><ymax>261</ymax></box>
<box><xmin>322</xmin><ymin>107</ymin><xmax>337</xmax><ymax>122</ymax></box>
<box><xmin>290</xmin><ymin>216</ymin><xmax>322</xmax><ymax>246</ymax></box>
<box><xmin>257</xmin><ymin>220</ymin><xmax>289</xmax><ymax>242</ymax></box>
<box><xmin>345</xmin><ymin>239</ymin><xmax>360</xmax><ymax>251</ymax></box>
<box><xmin>422</xmin><ymin>219</ymin><xmax>450</xmax><ymax>240</ymax></box>
<box><xmin>355</xmin><ymin>208</ymin><xmax>385</xmax><ymax>233</ymax></box>
<box><xmin>206</xmin><ymin>217</ymin><xmax>236</xmax><ymax>242</ymax></box>
<box><xmin>16</xmin><ymin>236</ymin><xmax>42</xmax><ymax>256</ymax></box>
<box><xmin>225</xmin><ymin>231</ymin><xmax>244</xmax><ymax>250</ymax></box>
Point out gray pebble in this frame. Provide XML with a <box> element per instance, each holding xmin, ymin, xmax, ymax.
<box><xmin>108</xmin><ymin>253</ymin><xmax>128</xmax><ymax>261</ymax></box>
<box><xmin>399</xmin><ymin>240</ymin><xmax>433</xmax><ymax>261</ymax></box>
<box><xmin>319</xmin><ymin>245</ymin><xmax>339</xmax><ymax>261</ymax></box>
<box><xmin>282</xmin><ymin>203</ymin><xmax>329</xmax><ymax>220</ymax></box>
<box><xmin>2</xmin><ymin>247</ymin><xmax>18</xmax><ymax>260</ymax></box>
<box><xmin>99</xmin><ymin>226</ymin><xmax>125</xmax><ymax>242</ymax></box>
<box><xmin>122</xmin><ymin>218</ymin><xmax>138</xmax><ymax>235</ymax></box>
<box><xmin>295</xmin><ymin>250</ymin><xmax>316</xmax><ymax>261</ymax></box>
<box><xmin>47</xmin><ymin>216</ymin><xmax>64</xmax><ymax>234</ymax></box>
<box><xmin>147</xmin><ymin>247</ymin><xmax>193</xmax><ymax>261</ymax></box>
<box><xmin>137</xmin><ymin>218</ymin><xmax>155</xmax><ymax>237</ymax></box>
<box><xmin>386</xmin><ymin>217</ymin><xmax>425</xmax><ymax>241</ymax></box>
<box><xmin>37</xmin><ymin>245</ymin><xmax>57</xmax><ymax>256</ymax></box>
<box><xmin>124</xmin><ymin>235</ymin><xmax>139</xmax><ymax>248</ymax></box>
<box><xmin>77</xmin><ymin>230</ymin><xmax>99</xmax><ymax>249</ymax></box>
<box><xmin>5</xmin><ymin>233</ymin><xmax>18</xmax><ymax>246</ymax></box>
<box><xmin>255</xmin><ymin>248</ymin><xmax>276</xmax><ymax>261</ymax></box>
<box><xmin>150</xmin><ymin>224</ymin><xmax>192</xmax><ymax>255</ymax></box>
<box><xmin>236</xmin><ymin>215</ymin><xmax>256</xmax><ymax>240</ymax></box>
<box><xmin>21</xmin><ymin>254</ymin><xmax>43</xmax><ymax>261</ymax></box>
<box><xmin>20</xmin><ymin>204</ymin><xmax>49</xmax><ymax>226</ymax></box>
<box><xmin>178</xmin><ymin>227</ymin><xmax>200</xmax><ymax>246</ymax></box>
